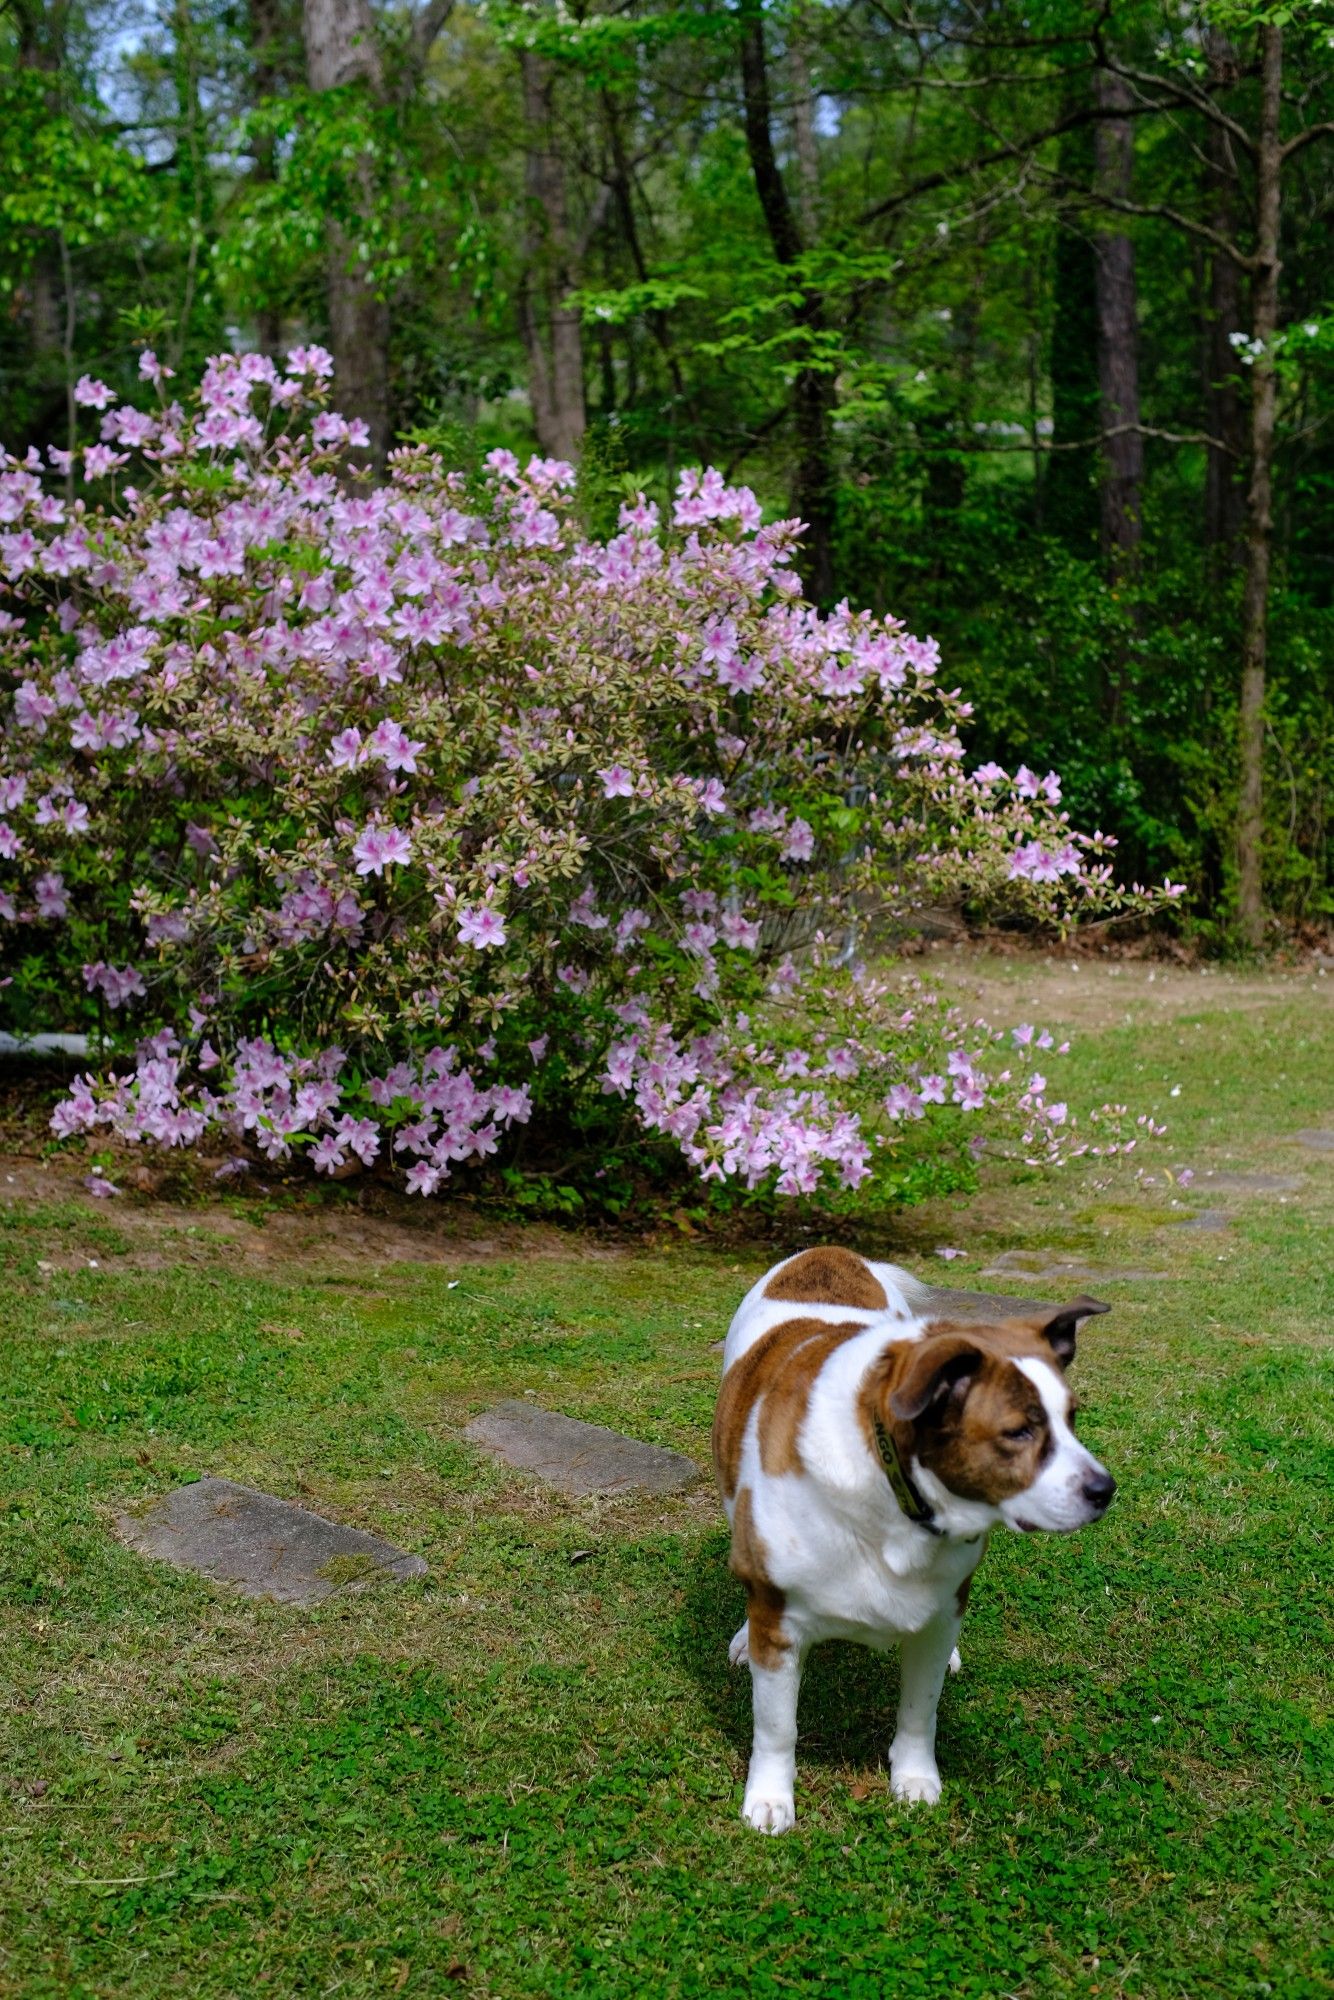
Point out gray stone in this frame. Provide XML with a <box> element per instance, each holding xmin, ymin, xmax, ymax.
<box><xmin>908</xmin><ymin>1282</ymin><xmax>1075</xmax><ymax>1321</ymax></box>
<box><xmin>1199</xmin><ymin>1170</ymin><xmax>1304</xmax><ymax>1195</ymax></box>
<box><xmin>978</xmin><ymin>1248</ymin><xmax>1168</xmax><ymax>1284</ymax></box>
<box><xmin>465</xmin><ymin>1401</ymin><xmax>700</xmax><ymax>1498</ymax></box>
<box><xmin>1294</xmin><ymin>1130</ymin><xmax>1334</xmax><ymax>1153</ymax></box>
<box><xmin>1177</xmin><ymin>1209</ymin><xmax>1233</xmax><ymax>1233</ymax></box>
<box><xmin>0</xmin><ymin>1030</ymin><xmax>90</xmax><ymax>1058</ymax></box>
<box><xmin>116</xmin><ymin>1477</ymin><xmax>428</xmax><ymax>1606</ymax></box>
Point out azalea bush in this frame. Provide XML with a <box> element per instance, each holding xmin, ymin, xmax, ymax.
<box><xmin>0</xmin><ymin>350</ymin><xmax>1177</xmax><ymax>1202</ymax></box>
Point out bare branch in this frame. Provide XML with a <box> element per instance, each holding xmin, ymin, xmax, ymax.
<box><xmin>572</xmin><ymin>182</ymin><xmax>614</xmax><ymax>266</ymax></box>
<box><xmin>410</xmin><ymin>0</ymin><xmax>454</xmax><ymax>67</ymax></box>
<box><xmin>860</xmin><ymin>0</ymin><xmax>1108</xmax><ymax>57</ymax></box>
<box><xmin>1282</xmin><ymin>121</ymin><xmax>1334</xmax><ymax>162</ymax></box>
<box><xmin>1036</xmin><ymin>167</ymin><xmax>1259</xmax><ymax>272</ymax></box>
<box><xmin>856</xmin><ymin>98</ymin><xmax>1170</xmax><ymax>230</ymax></box>
<box><xmin>905</xmin><ymin>422</ymin><xmax>1242</xmax><ymax>457</ymax></box>
<box><xmin>1090</xmin><ymin>43</ymin><xmax>1258</xmax><ymax>156</ymax></box>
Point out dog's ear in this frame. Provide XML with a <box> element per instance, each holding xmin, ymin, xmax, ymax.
<box><xmin>1026</xmin><ymin>1295</ymin><xmax>1110</xmax><ymax>1370</ymax></box>
<box><xmin>890</xmin><ymin>1334</ymin><xmax>986</xmax><ymax>1423</ymax></box>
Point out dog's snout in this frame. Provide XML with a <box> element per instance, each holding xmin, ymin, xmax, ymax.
<box><xmin>1081</xmin><ymin>1468</ymin><xmax>1116</xmax><ymax>1512</ymax></box>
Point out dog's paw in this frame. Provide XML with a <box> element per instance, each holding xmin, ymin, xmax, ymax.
<box><xmin>742</xmin><ymin>1791</ymin><xmax>796</xmax><ymax>1834</ymax></box>
<box><xmin>728</xmin><ymin>1624</ymin><xmax>750</xmax><ymax>1668</ymax></box>
<box><xmin>948</xmin><ymin>1646</ymin><xmax>962</xmax><ymax>1675</ymax></box>
<box><xmin>890</xmin><ymin>1761</ymin><xmax>942</xmax><ymax>1806</ymax></box>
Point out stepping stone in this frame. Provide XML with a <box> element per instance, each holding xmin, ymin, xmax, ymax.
<box><xmin>465</xmin><ymin>1401</ymin><xmax>700</xmax><ymax>1499</ymax></box>
<box><xmin>1294</xmin><ymin>1130</ymin><xmax>1334</xmax><ymax>1153</ymax></box>
<box><xmin>116</xmin><ymin>1477</ymin><xmax>428</xmax><ymax>1606</ymax></box>
<box><xmin>912</xmin><ymin>1283</ymin><xmax>1071</xmax><ymax>1322</ymax></box>
<box><xmin>1199</xmin><ymin>1171</ymin><xmax>1304</xmax><ymax>1195</ymax></box>
<box><xmin>1177</xmin><ymin>1209</ymin><xmax>1233</xmax><ymax>1233</ymax></box>
<box><xmin>978</xmin><ymin>1248</ymin><xmax>1168</xmax><ymax>1285</ymax></box>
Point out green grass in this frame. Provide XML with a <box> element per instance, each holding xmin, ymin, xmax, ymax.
<box><xmin>1</xmin><ymin>971</ymin><xmax>1331</xmax><ymax>1998</ymax></box>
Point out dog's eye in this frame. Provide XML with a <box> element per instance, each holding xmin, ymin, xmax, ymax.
<box><xmin>1002</xmin><ymin>1424</ymin><xmax>1034</xmax><ymax>1443</ymax></box>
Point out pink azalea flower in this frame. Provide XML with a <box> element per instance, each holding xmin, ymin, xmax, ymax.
<box><xmin>457</xmin><ymin>904</ymin><xmax>507</xmax><ymax>949</ymax></box>
<box><xmin>352</xmin><ymin>823</ymin><xmax>412</xmax><ymax>876</ymax></box>
<box><xmin>74</xmin><ymin>376</ymin><xmax>116</xmax><ymax>409</ymax></box>
<box><xmin>781</xmin><ymin>817</ymin><xmax>814</xmax><ymax>862</ymax></box>
<box><xmin>286</xmin><ymin>344</ymin><xmax>335</xmax><ymax>379</ymax></box>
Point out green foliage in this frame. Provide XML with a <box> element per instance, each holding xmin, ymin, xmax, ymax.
<box><xmin>1</xmin><ymin>0</ymin><xmax>1332</xmax><ymax>938</ymax></box>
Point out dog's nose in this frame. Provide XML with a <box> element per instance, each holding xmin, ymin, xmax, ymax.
<box><xmin>1082</xmin><ymin>1468</ymin><xmax>1116</xmax><ymax>1512</ymax></box>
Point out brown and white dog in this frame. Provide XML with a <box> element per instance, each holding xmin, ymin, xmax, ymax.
<box><xmin>713</xmin><ymin>1246</ymin><xmax>1115</xmax><ymax>1833</ymax></box>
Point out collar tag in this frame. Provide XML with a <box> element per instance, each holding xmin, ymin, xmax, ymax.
<box><xmin>873</xmin><ymin>1416</ymin><xmax>943</xmax><ymax>1535</ymax></box>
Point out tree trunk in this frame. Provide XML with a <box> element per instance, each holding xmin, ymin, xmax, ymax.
<box><xmin>303</xmin><ymin>0</ymin><xmax>389</xmax><ymax>467</ymax></box>
<box><xmin>249</xmin><ymin>0</ymin><xmax>287</xmax><ymax>357</ymax></box>
<box><xmin>1093</xmin><ymin>67</ymin><xmax>1143</xmax><ymax>575</ymax></box>
<box><xmin>787</xmin><ymin>30</ymin><xmax>820</xmax><ymax>244</ymax></box>
<box><xmin>1237</xmin><ymin>23</ymin><xmax>1283</xmax><ymax>951</ymax></box>
<box><xmin>519</xmin><ymin>50</ymin><xmax>586</xmax><ymax>464</ymax></box>
<box><xmin>738</xmin><ymin>0</ymin><xmax>835</xmax><ymax>603</ymax></box>
<box><xmin>1045</xmin><ymin>112</ymin><xmax>1099</xmax><ymax>550</ymax></box>
<box><xmin>603</xmin><ymin>90</ymin><xmax>694</xmax><ymax>464</ymax></box>
<box><xmin>171</xmin><ymin>0</ymin><xmax>217</xmax><ymax>364</ymax></box>
<box><xmin>16</xmin><ymin>2</ymin><xmax>66</xmax><ymax>382</ymax></box>
<box><xmin>1202</xmin><ymin>27</ymin><xmax>1246</xmax><ymax>565</ymax></box>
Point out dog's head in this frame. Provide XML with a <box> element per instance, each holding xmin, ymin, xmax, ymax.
<box><xmin>884</xmin><ymin>1299</ymin><xmax>1115</xmax><ymax>1533</ymax></box>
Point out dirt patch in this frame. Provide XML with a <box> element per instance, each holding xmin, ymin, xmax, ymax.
<box><xmin>914</xmin><ymin>946</ymin><xmax>1330</xmax><ymax>1036</ymax></box>
<box><xmin>0</xmin><ymin>1150</ymin><xmax>629</xmax><ymax>1276</ymax></box>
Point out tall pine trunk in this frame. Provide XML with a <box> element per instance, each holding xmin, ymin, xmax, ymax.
<box><xmin>1093</xmin><ymin>68</ymin><xmax>1143</xmax><ymax>576</ymax></box>
<box><xmin>518</xmin><ymin>50</ymin><xmax>586</xmax><ymax>464</ymax></box>
<box><xmin>303</xmin><ymin>0</ymin><xmax>389</xmax><ymax>467</ymax></box>
<box><xmin>1237</xmin><ymin>24</ymin><xmax>1283</xmax><ymax>950</ymax></box>
<box><xmin>248</xmin><ymin>0</ymin><xmax>287</xmax><ymax>357</ymax></box>
<box><xmin>1202</xmin><ymin>28</ymin><xmax>1245</xmax><ymax>565</ymax></box>
<box><xmin>787</xmin><ymin>30</ymin><xmax>819</xmax><ymax>244</ymax></box>
<box><xmin>16</xmin><ymin>2</ymin><xmax>66</xmax><ymax>402</ymax></box>
<box><xmin>1045</xmin><ymin>114</ymin><xmax>1099</xmax><ymax>550</ymax></box>
<box><xmin>738</xmin><ymin>0</ymin><xmax>835</xmax><ymax>603</ymax></box>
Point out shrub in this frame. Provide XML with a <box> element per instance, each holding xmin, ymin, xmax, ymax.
<box><xmin>0</xmin><ymin>350</ymin><xmax>1175</xmax><ymax>1199</ymax></box>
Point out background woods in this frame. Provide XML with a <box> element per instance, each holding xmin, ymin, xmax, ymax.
<box><xmin>1</xmin><ymin>0</ymin><xmax>1331</xmax><ymax>942</ymax></box>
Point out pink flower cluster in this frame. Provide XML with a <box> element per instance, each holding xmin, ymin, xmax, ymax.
<box><xmin>0</xmin><ymin>350</ymin><xmax>1176</xmax><ymax>1196</ymax></box>
<box><xmin>53</xmin><ymin>1034</ymin><xmax>530</xmax><ymax>1186</ymax></box>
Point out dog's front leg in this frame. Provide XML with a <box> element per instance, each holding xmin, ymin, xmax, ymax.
<box><xmin>742</xmin><ymin>1626</ymin><xmax>804</xmax><ymax>1834</ymax></box>
<box><xmin>889</xmin><ymin>1611</ymin><xmax>961</xmax><ymax>1805</ymax></box>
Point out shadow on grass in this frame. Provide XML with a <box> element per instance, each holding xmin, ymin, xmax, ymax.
<box><xmin>667</xmin><ymin>1524</ymin><xmax>1002</xmax><ymax>1782</ymax></box>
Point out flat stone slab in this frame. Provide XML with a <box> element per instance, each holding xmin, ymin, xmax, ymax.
<box><xmin>978</xmin><ymin>1248</ymin><xmax>1169</xmax><ymax>1285</ymax></box>
<box><xmin>1199</xmin><ymin>1171</ymin><xmax>1304</xmax><ymax>1195</ymax></box>
<box><xmin>116</xmin><ymin>1477</ymin><xmax>428</xmax><ymax>1606</ymax></box>
<box><xmin>1176</xmin><ymin>1209</ymin><xmax>1233</xmax><ymax>1233</ymax></box>
<box><xmin>911</xmin><ymin>1282</ymin><xmax>1073</xmax><ymax>1321</ymax></box>
<box><xmin>465</xmin><ymin>1401</ymin><xmax>700</xmax><ymax>1498</ymax></box>
<box><xmin>1294</xmin><ymin>1130</ymin><xmax>1334</xmax><ymax>1153</ymax></box>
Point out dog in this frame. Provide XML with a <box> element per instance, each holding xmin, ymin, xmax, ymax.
<box><xmin>712</xmin><ymin>1245</ymin><xmax>1115</xmax><ymax>1832</ymax></box>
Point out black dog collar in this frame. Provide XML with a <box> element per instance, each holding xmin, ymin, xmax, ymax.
<box><xmin>872</xmin><ymin>1415</ymin><xmax>943</xmax><ymax>1535</ymax></box>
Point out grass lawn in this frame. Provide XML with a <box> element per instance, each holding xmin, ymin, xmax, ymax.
<box><xmin>1</xmin><ymin>957</ymin><xmax>1331</xmax><ymax>1999</ymax></box>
